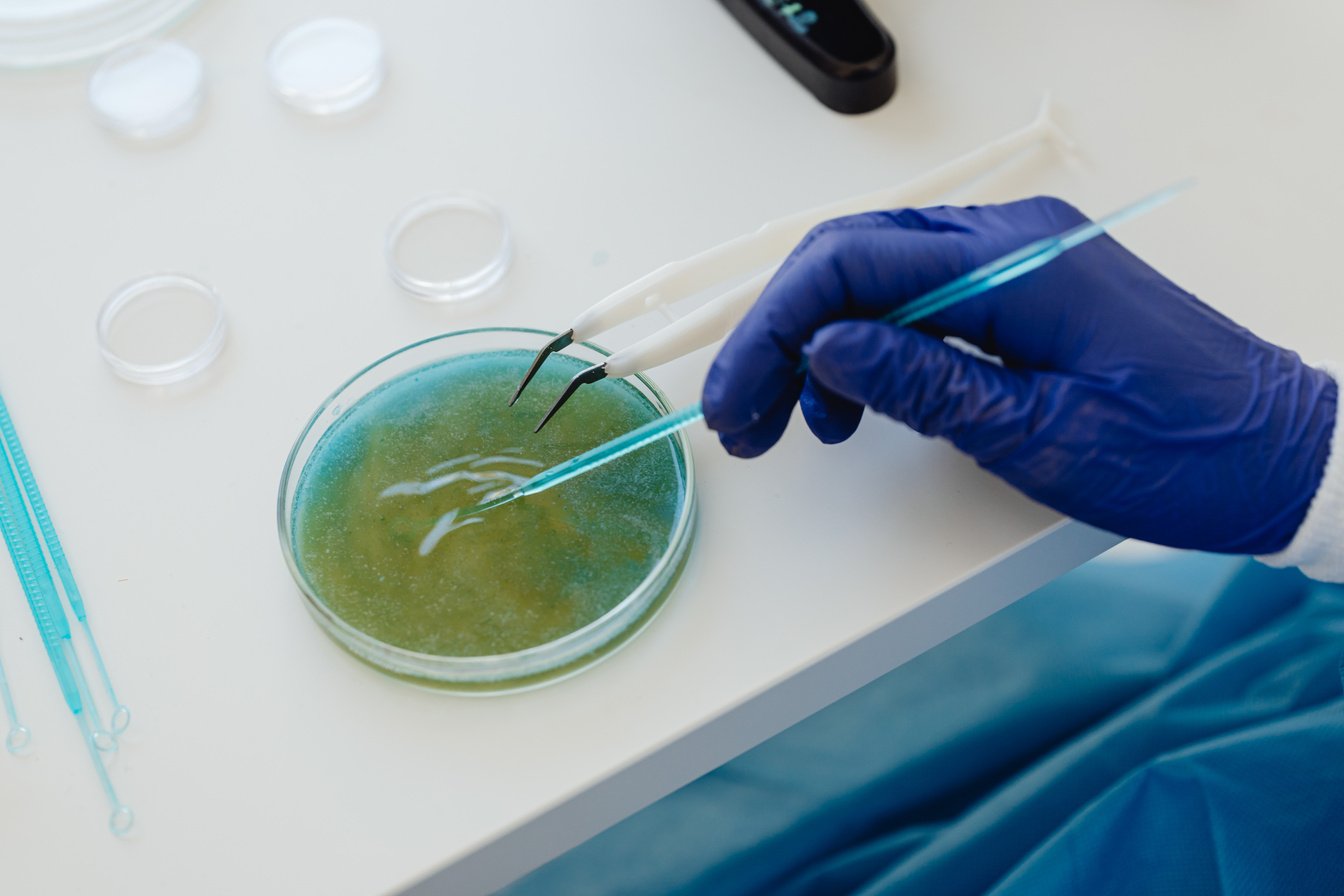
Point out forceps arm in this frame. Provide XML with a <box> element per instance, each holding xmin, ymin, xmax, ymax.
<box><xmin>525</xmin><ymin>96</ymin><xmax>1072</xmax><ymax>430</ymax></box>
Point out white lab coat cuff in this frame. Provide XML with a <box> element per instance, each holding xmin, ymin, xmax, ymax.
<box><xmin>1257</xmin><ymin>362</ymin><xmax>1344</xmax><ymax>582</ymax></box>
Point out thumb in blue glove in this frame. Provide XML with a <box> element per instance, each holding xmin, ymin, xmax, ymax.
<box><xmin>702</xmin><ymin>198</ymin><xmax>1338</xmax><ymax>554</ymax></box>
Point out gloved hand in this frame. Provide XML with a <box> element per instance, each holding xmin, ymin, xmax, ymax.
<box><xmin>702</xmin><ymin>197</ymin><xmax>1338</xmax><ymax>554</ymax></box>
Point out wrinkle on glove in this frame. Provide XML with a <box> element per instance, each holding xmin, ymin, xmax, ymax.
<box><xmin>501</xmin><ymin>554</ymin><xmax>1344</xmax><ymax>896</ymax></box>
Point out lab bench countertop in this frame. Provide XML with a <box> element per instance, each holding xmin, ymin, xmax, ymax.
<box><xmin>1</xmin><ymin>2</ymin><xmax>1340</xmax><ymax>894</ymax></box>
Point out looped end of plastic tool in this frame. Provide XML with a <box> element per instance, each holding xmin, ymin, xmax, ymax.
<box><xmin>109</xmin><ymin>805</ymin><xmax>135</xmax><ymax>837</ymax></box>
<box><xmin>93</xmin><ymin>728</ymin><xmax>119</xmax><ymax>753</ymax></box>
<box><xmin>5</xmin><ymin>725</ymin><xmax>31</xmax><ymax>754</ymax></box>
<box><xmin>111</xmin><ymin>705</ymin><xmax>132</xmax><ymax>734</ymax></box>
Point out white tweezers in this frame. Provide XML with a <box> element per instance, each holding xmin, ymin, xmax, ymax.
<box><xmin>516</xmin><ymin>96</ymin><xmax>1072</xmax><ymax>432</ymax></box>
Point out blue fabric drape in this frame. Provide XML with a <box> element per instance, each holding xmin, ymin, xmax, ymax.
<box><xmin>502</xmin><ymin>553</ymin><xmax>1344</xmax><ymax>895</ymax></box>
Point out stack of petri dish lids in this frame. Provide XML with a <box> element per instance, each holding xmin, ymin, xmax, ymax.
<box><xmin>0</xmin><ymin>0</ymin><xmax>201</xmax><ymax>69</ymax></box>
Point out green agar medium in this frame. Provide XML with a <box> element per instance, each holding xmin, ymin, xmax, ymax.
<box><xmin>290</xmin><ymin>349</ymin><xmax>688</xmax><ymax>666</ymax></box>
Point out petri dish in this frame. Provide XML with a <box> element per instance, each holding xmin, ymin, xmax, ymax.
<box><xmin>0</xmin><ymin>0</ymin><xmax>201</xmax><ymax>70</ymax></box>
<box><xmin>97</xmin><ymin>272</ymin><xmax>226</xmax><ymax>385</ymax></box>
<box><xmin>385</xmin><ymin>193</ymin><xmax>512</xmax><ymax>302</ymax></box>
<box><xmin>267</xmin><ymin>18</ymin><xmax>384</xmax><ymax>116</ymax></box>
<box><xmin>277</xmin><ymin>328</ymin><xmax>697</xmax><ymax>694</ymax></box>
<box><xmin>88</xmin><ymin>39</ymin><xmax>203</xmax><ymax>140</ymax></box>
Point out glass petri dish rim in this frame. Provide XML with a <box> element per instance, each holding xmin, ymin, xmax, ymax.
<box><xmin>384</xmin><ymin>193</ymin><xmax>512</xmax><ymax>302</ymax></box>
<box><xmin>276</xmin><ymin>326</ymin><xmax>697</xmax><ymax>689</ymax></box>
<box><xmin>96</xmin><ymin>271</ymin><xmax>226</xmax><ymax>385</ymax></box>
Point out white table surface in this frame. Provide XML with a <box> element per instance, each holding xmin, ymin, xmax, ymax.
<box><xmin>1</xmin><ymin>2</ymin><xmax>1338</xmax><ymax>893</ymax></box>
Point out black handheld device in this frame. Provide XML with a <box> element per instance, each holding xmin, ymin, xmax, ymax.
<box><xmin>719</xmin><ymin>0</ymin><xmax>897</xmax><ymax>114</ymax></box>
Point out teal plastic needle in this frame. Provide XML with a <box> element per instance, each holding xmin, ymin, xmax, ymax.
<box><xmin>883</xmin><ymin>179</ymin><xmax>1191</xmax><ymax>327</ymax></box>
<box><xmin>463</xmin><ymin>181</ymin><xmax>1189</xmax><ymax>517</ymax></box>
<box><xmin>464</xmin><ymin>403</ymin><xmax>706</xmax><ymax>517</ymax></box>
<box><xmin>0</xmin><ymin>434</ymin><xmax>132</xmax><ymax>835</ymax></box>
<box><xmin>0</xmin><ymin>390</ymin><xmax>129</xmax><ymax>734</ymax></box>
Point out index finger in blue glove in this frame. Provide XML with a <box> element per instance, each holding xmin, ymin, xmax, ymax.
<box><xmin>716</xmin><ymin>377</ymin><xmax>803</xmax><ymax>458</ymax></box>
<box><xmin>702</xmin><ymin>209</ymin><xmax>979</xmax><ymax>455</ymax></box>
<box><xmin>804</xmin><ymin>319</ymin><xmax>1041</xmax><ymax>458</ymax></box>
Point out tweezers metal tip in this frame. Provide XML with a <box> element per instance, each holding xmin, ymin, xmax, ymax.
<box><xmin>534</xmin><ymin>363</ymin><xmax>607</xmax><ymax>433</ymax></box>
<box><xmin>510</xmin><ymin>329</ymin><xmax>574</xmax><ymax>407</ymax></box>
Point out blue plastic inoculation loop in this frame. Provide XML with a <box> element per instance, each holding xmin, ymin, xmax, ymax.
<box><xmin>0</xmin><ymin>628</ymin><xmax>27</xmax><ymax>754</ymax></box>
<box><xmin>0</xmin><ymin>390</ymin><xmax>128</xmax><ymax>732</ymax></box>
<box><xmin>5</xmin><ymin>725</ymin><xmax>31</xmax><ymax>755</ymax></box>
<box><xmin>110</xmin><ymin>805</ymin><xmax>135</xmax><ymax>838</ymax></box>
<box><xmin>0</xmin><ymin>387</ymin><xmax>133</xmax><ymax>830</ymax></box>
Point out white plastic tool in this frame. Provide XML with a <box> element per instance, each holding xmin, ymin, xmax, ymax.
<box><xmin>516</xmin><ymin>97</ymin><xmax>1074</xmax><ymax>432</ymax></box>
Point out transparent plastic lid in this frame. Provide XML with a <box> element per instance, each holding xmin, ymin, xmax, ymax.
<box><xmin>88</xmin><ymin>40</ymin><xmax>203</xmax><ymax>141</ymax></box>
<box><xmin>385</xmin><ymin>194</ymin><xmax>513</xmax><ymax>303</ymax></box>
<box><xmin>97</xmin><ymin>273</ymin><xmax>226</xmax><ymax>385</ymax></box>
<box><xmin>267</xmin><ymin>18</ymin><xmax>384</xmax><ymax>116</ymax></box>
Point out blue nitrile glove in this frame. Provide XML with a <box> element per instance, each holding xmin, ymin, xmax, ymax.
<box><xmin>701</xmin><ymin>197</ymin><xmax>1338</xmax><ymax>554</ymax></box>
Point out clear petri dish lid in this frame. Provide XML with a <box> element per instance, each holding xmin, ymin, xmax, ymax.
<box><xmin>385</xmin><ymin>193</ymin><xmax>513</xmax><ymax>303</ymax></box>
<box><xmin>87</xmin><ymin>39</ymin><xmax>203</xmax><ymax>141</ymax></box>
<box><xmin>0</xmin><ymin>0</ymin><xmax>201</xmax><ymax>70</ymax></box>
<box><xmin>97</xmin><ymin>272</ymin><xmax>226</xmax><ymax>385</ymax></box>
<box><xmin>267</xmin><ymin>18</ymin><xmax>384</xmax><ymax>116</ymax></box>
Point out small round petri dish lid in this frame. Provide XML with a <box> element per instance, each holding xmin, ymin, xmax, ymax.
<box><xmin>267</xmin><ymin>18</ymin><xmax>385</xmax><ymax>116</ymax></box>
<box><xmin>385</xmin><ymin>193</ymin><xmax>512</xmax><ymax>303</ymax></box>
<box><xmin>87</xmin><ymin>39</ymin><xmax>204</xmax><ymax>141</ymax></box>
<box><xmin>97</xmin><ymin>272</ymin><xmax>226</xmax><ymax>385</ymax></box>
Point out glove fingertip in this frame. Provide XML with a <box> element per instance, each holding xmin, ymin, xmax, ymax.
<box><xmin>718</xmin><ymin>431</ymin><xmax>767</xmax><ymax>458</ymax></box>
<box><xmin>806</xmin><ymin>417</ymin><xmax>857</xmax><ymax>445</ymax></box>
<box><xmin>700</xmin><ymin>363</ymin><xmax>734</xmax><ymax>432</ymax></box>
<box><xmin>800</xmin><ymin>375</ymin><xmax>863</xmax><ymax>444</ymax></box>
